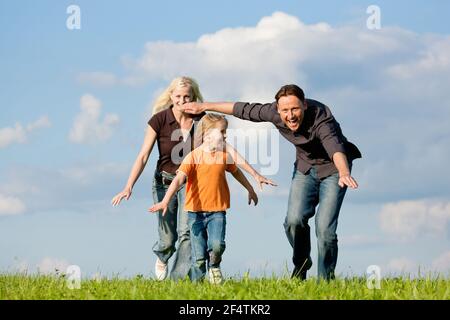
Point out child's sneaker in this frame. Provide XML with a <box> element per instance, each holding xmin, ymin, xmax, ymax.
<box><xmin>155</xmin><ymin>258</ymin><xmax>168</xmax><ymax>281</ymax></box>
<box><xmin>208</xmin><ymin>267</ymin><xmax>223</xmax><ymax>284</ymax></box>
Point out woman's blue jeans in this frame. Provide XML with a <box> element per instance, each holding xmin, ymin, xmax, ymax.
<box><xmin>283</xmin><ymin>166</ymin><xmax>348</xmax><ymax>280</ymax></box>
<box><xmin>152</xmin><ymin>170</ymin><xmax>191</xmax><ymax>280</ymax></box>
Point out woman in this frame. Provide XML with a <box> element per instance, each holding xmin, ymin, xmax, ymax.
<box><xmin>111</xmin><ymin>76</ymin><xmax>275</xmax><ymax>281</ymax></box>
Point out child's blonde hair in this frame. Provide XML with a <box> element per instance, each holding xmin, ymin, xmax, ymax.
<box><xmin>194</xmin><ymin>113</ymin><xmax>228</xmax><ymax>148</ymax></box>
<box><xmin>152</xmin><ymin>76</ymin><xmax>204</xmax><ymax>115</ymax></box>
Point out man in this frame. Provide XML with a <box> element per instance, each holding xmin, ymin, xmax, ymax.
<box><xmin>184</xmin><ymin>84</ymin><xmax>361</xmax><ymax>280</ymax></box>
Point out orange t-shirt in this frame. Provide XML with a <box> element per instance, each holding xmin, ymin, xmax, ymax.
<box><xmin>177</xmin><ymin>148</ymin><xmax>238</xmax><ymax>212</ymax></box>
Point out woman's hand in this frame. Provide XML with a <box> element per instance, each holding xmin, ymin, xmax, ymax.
<box><xmin>248</xmin><ymin>189</ymin><xmax>258</xmax><ymax>206</ymax></box>
<box><xmin>253</xmin><ymin>173</ymin><xmax>277</xmax><ymax>191</ymax></box>
<box><xmin>148</xmin><ymin>201</ymin><xmax>168</xmax><ymax>216</ymax></box>
<box><xmin>111</xmin><ymin>188</ymin><xmax>132</xmax><ymax>206</ymax></box>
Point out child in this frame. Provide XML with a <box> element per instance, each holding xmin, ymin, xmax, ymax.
<box><xmin>149</xmin><ymin>113</ymin><xmax>269</xmax><ymax>284</ymax></box>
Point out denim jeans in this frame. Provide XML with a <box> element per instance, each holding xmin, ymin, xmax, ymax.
<box><xmin>188</xmin><ymin>211</ymin><xmax>226</xmax><ymax>282</ymax></box>
<box><xmin>152</xmin><ymin>170</ymin><xmax>191</xmax><ymax>280</ymax></box>
<box><xmin>283</xmin><ymin>166</ymin><xmax>348</xmax><ymax>280</ymax></box>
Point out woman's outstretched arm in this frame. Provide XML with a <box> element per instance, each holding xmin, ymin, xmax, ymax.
<box><xmin>111</xmin><ymin>125</ymin><xmax>157</xmax><ymax>206</ymax></box>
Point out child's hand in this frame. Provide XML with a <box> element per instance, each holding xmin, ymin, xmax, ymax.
<box><xmin>148</xmin><ymin>202</ymin><xmax>168</xmax><ymax>216</ymax></box>
<box><xmin>248</xmin><ymin>190</ymin><xmax>258</xmax><ymax>206</ymax></box>
<box><xmin>253</xmin><ymin>173</ymin><xmax>277</xmax><ymax>191</ymax></box>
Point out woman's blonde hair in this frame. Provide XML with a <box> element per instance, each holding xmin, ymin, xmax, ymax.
<box><xmin>152</xmin><ymin>76</ymin><xmax>204</xmax><ymax>115</ymax></box>
<box><xmin>194</xmin><ymin>113</ymin><xmax>228</xmax><ymax>148</ymax></box>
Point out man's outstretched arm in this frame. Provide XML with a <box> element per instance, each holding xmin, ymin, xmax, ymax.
<box><xmin>183</xmin><ymin>102</ymin><xmax>234</xmax><ymax>115</ymax></box>
<box><xmin>184</xmin><ymin>101</ymin><xmax>276</xmax><ymax>123</ymax></box>
<box><xmin>332</xmin><ymin>152</ymin><xmax>358</xmax><ymax>189</ymax></box>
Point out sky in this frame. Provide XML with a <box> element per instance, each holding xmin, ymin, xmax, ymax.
<box><xmin>1</xmin><ymin>0</ymin><xmax>449</xmax><ymax>280</ymax></box>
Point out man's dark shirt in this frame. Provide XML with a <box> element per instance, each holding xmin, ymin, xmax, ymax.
<box><xmin>233</xmin><ymin>99</ymin><xmax>361</xmax><ymax>179</ymax></box>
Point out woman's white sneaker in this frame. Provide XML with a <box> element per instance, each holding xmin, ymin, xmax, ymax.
<box><xmin>208</xmin><ymin>267</ymin><xmax>223</xmax><ymax>284</ymax></box>
<box><xmin>155</xmin><ymin>258</ymin><xmax>168</xmax><ymax>281</ymax></box>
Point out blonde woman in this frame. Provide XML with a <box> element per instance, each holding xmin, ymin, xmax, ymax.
<box><xmin>112</xmin><ymin>77</ymin><xmax>275</xmax><ymax>281</ymax></box>
<box><xmin>149</xmin><ymin>114</ymin><xmax>271</xmax><ymax>284</ymax></box>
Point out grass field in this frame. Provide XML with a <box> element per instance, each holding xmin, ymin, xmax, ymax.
<box><xmin>1</xmin><ymin>273</ymin><xmax>449</xmax><ymax>300</ymax></box>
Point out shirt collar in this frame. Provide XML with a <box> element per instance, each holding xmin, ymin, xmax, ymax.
<box><xmin>167</xmin><ymin>106</ymin><xmax>177</xmax><ymax>125</ymax></box>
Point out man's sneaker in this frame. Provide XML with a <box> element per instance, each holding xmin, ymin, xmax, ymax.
<box><xmin>291</xmin><ymin>258</ymin><xmax>312</xmax><ymax>280</ymax></box>
<box><xmin>155</xmin><ymin>258</ymin><xmax>168</xmax><ymax>281</ymax></box>
<box><xmin>208</xmin><ymin>267</ymin><xmax>223</xmax><ymax>284</ymax></box>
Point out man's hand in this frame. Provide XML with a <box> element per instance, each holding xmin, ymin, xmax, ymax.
<box><xmin>248</xmin><ymin>189</ymin><xmax>258</xmax><ymax>206</ymax></box>
<box><xmin>338</xmin><ymin>173</ymin><xmax>358</xmax><ymax>189</ymax></box>
<box><xmin>148</xmin><ymin>201</ymin><xmax>168</xmax><ymax>216</ymax></box>
<box><xmin>183</xmin><ymin>102</ymin><xmax>205</xmax><ymax>115</ymax></box>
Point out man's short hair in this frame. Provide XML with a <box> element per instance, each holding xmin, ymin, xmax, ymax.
<box><xmin>275</xmin><ymin>84</ymin><xmax>305</xmax><ymax>103</ymax></box>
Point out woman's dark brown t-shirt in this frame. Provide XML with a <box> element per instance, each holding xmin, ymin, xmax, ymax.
<box><xmin>148</xmin><ymin>106</ymin><xmax>205</xmax><ymax>174</ymax></box>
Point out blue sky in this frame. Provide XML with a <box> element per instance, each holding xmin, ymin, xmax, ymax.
<box><xmin>1</xmin><ymin>1</ymin><xmax>450</xmax><ymax>279</ymax></box>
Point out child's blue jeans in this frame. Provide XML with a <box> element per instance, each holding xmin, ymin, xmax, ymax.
<box><xmin>188</xmin><ymin>211</ymin><xmax>226</xmax><ymax>281</ymax></box>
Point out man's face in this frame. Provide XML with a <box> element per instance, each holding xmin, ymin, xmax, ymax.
<box><xmin>277</xmin><ymin>95</ymin><xmax>306</xmax><ymax>132</ymax></box>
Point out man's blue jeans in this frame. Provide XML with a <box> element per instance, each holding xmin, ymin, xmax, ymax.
<box><xmin>188</xmin><ymin>211</ymin><xmax>226</xmax><ymax>282</ymax></box>
<box><xmin>284</xmin><ymin>166</ymin><xmax>348</xmax><ymax>280</ymax></box>
<box><xmin>152</xmin><ymin>170</ymin><xmax>191</xmax><ymax>280</ymax></box>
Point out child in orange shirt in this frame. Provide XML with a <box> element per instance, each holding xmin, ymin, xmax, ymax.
<box><xmin>149</xmin><ymin>113</ymin><xmax>271</xmax><ymax>284</ymax></box>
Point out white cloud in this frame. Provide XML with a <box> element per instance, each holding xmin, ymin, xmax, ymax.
<box><xmin>387</xmin><ymin>36</ymin><xmax>450</xmax><ymax>79</ymax></box>
<box><xmin>118</xmin><ymin>12</ymin><xmax>421</xmax><ymax>102</ymax></box>
<box><xmin>0</xmin><ymin>193</ymin><xmax>26</xmax><ymax>216</ymax></box>
<box><xmin>383</xmin><ymin>251</ymin><xmax>450</xmax><ymax>276</ymax></box>
<box><xmin>0</xmin><ymin>162</ymin><xmax>132</xmax><ymax>214</ymax></box>
<box><xmin>0</xmin><ymin>123</ymin><xmax>26</xmax><ymax>148</ymax></box>
<box><xmin>36</xmin><ymin>257</ymin><xmax>70</xmax><ymax>275</ymax></box>
<box><xmin>26</xmin><ymin>116</ymin><xmax>51</xmax><ymax>131</ymax></box>
<box><xmin>379</xmin><ymin>200</ymin><xmax>450</xmax><ymax>240</ymax></box>
<box><xmin>91</xmin><ymin>11</ymin><xmax>450</xmax><ymax>203</ymax></box>
<box><xmin>125</xmin><ymin>12</ymin><xmax>314</xmax><ymax>101</ymax></box>
<box><xmin>60</xmin><ymin>11</ymin><xmax>450</xmax><ymax>205</ymax></box>
<box><xmin>0</xmin><ymin>116</ymin><xmax>50</xmax><ymax>148</ymax></box>
<box><xmin>100</xmin><ymin>12</ymin><xmax>450</xmax><ymax>201</ymax></box>
<box><xmin>69</xmin><ymin>94</ymin><xmax>120</xmax><ymax>144</ymax></box>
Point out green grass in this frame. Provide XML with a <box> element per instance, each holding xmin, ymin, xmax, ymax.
<box><xmin>1</xmin><ymin>273</ymin><xmax>449</xmax><ymax>300</ymax></box>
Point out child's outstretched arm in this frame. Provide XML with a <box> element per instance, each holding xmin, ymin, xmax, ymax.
<box><xmin>231</xmin><ymin>168</ymin><xmax>258</xmax><ymax>206</ymax></box>
<box><xmin>226</xmin><ymin>143</ymin><xmax>277</xmax><ymax>191</ymax></box>
<box><xmin>148</xmin><ymin>171</ymin><xmax>186</xmax><ymax>215</ymax></box>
